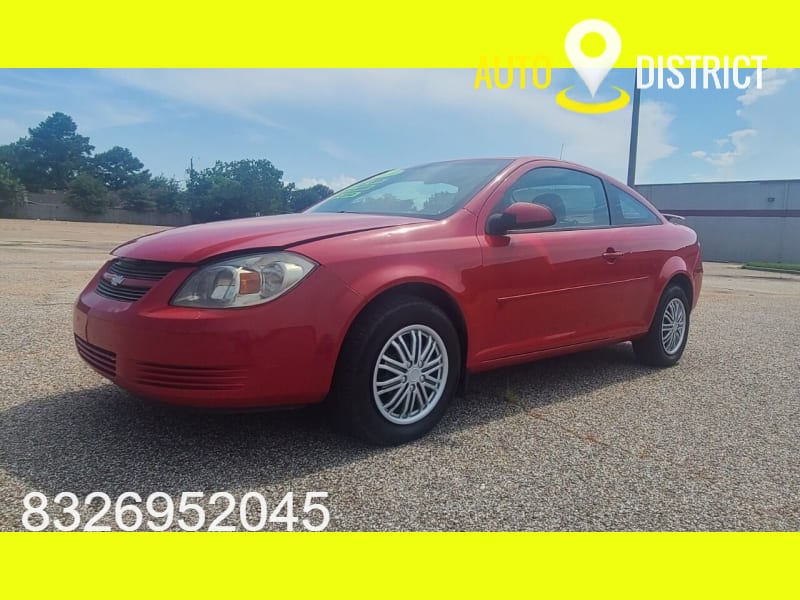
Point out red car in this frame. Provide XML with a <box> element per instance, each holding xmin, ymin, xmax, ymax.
<box><xmin>74</xmin><ymin>158</ymin><xmax>702</xmax><ymax>445</ymax></box>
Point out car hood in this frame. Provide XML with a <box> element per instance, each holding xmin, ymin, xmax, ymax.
<box><xmin>113</xmin><ymin>213</ymin><xmax>428</xmax><ymax>263</ymax></box>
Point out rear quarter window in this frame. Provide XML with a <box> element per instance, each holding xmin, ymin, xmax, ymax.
<box><xmin>607</xmin><ymin>185</ymin><xmax>661</xmax><ymax>226</ymax></box>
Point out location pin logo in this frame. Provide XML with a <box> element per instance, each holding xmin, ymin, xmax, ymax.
<box><xmin>564</xmin><ymin>19</ymin><xmax>622</xmax><ymax>98</ymax></box>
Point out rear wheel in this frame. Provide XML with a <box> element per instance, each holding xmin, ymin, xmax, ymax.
<box><xmin>330</xmin><ymin>295</ymin><xmax>461</xmax><ymax>445</ymax></box>
<box><xmin>633</xmin><ymin>284</ymin><xmax>690</xmax><ymax>367</ymax></box>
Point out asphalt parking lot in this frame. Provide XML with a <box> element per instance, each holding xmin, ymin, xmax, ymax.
<box><xmin>1</xmin><ymin>218</ymin><xmax>798</xmax><ymax>531</ymax></box>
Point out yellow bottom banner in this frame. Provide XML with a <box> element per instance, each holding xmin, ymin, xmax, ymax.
<box><xmin>1</xmin><ymin>532</ymin><xmax>797</xmax><ymax>598</ymax></box>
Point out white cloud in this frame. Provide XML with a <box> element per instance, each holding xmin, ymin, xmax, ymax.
<box><xmin>691</xmin><ymin>128</ymin><xmax>756</xmax><ymax>168</ymax></box>
<box><xmin>1</xmin><ymin>72</ymin><xmax>155</xmax><ymax>135</ymax></box>
<box><xmin>101</xmin><ymin>70</ymin><xmax>284</xmax><ymax>127</ymax></box>
<box><xmin>11</xmin><ymin>103</ymin><xmax>152</xmax><ymax>138</ymax></box>
<box><xmin>685</xmin><ymin>65</ymin><xmax>799</xmax><ymax>180</ymax></box>
<box><xmin>636</xmin><ymin>101</ymin><xmax>677</xmax><ymax>177</ymax></box>
<box><xmin>102</xmin><ymin>69</ymin><xmax>677</xmax><ymax>180</ymax></box>
<box><xmin>295</xmin><ymin>175</ymin><xmax>357</xmax><ymax>191</ymax></box>
<box><xmin>0</xmin><ymin>83</ymin><xmax>40</xmax><ymax>98</ymax></box>
<box><xmin>736</xmin><ymin>69</ymin><xmax>796</xmax><ymax>108</ymax></box>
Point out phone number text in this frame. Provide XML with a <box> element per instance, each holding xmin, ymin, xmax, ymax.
<box><xmin>22</xmin><ymin>491</ymin><xmax>330</xmax><ymax>532</ymax></box>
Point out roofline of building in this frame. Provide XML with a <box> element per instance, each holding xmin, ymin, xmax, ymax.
<box><xmin>635</xmin><ymin>179</ymin><xmax>800</xmax><ymax>187</ymax></box>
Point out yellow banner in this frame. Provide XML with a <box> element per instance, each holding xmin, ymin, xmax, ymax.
<box><xmin>0</xmin><ymin>1</ymin><xmax>795</xmax><ymax>67</ymax></box>
<box><xmin>2</xmin><ymin>532</ymin><xmax>799</xmax><ymax>597</ymax></box>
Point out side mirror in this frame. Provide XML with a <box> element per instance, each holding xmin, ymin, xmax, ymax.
<box><xmin>485</xmin><ymin>202</ymin><xmax>556</xmax><ymax>235</ymax></box>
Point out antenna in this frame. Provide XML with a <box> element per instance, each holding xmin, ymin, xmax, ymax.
<box><xmin>559</xmin><ymin>143</ymin><xmax>566</xmax><ymax>160</ymax></box>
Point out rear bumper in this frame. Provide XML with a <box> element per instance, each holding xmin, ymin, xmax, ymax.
<box><xmin>73</xmin><ymin>263</ymin><xmax>362</xmax><ymax>408</ymax></box>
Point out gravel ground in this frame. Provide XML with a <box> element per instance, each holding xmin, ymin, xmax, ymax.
<box><xmin>1</xmin><ymin>218</ymin><xmax>798</xmax><ymax>531</ymax></box>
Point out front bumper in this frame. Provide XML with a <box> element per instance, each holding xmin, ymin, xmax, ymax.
<box><xmin>73</xmin><ymin>261</ymin><xmax>362</xmax><ymax>408</ymax></box>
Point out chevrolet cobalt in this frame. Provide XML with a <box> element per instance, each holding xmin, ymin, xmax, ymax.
<box><xmin>74</xmin><ymin>158</ymin><xmax>703</xmax><ymax>445</ymax></box>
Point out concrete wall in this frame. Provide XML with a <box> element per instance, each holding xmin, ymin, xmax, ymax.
<box><xmin>1</xmin><ymin>191</ymin><xmax>191</xmax><ymax>227</ymax></box>
<box><xmin>636</xmin><ymin>180</ymin><xmax>800</xmax><ymax>263</ymax></box>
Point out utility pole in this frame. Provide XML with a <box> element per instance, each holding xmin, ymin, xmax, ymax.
<box><xmin>627</xmin><ymin>69</ymin><xmax>641</xmax><ymax>187</ymax></box>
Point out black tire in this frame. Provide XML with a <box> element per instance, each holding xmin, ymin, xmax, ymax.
<box><xmin>329</xmin><ymin>295</ymin><xmax>461</xmax><ymax>446</ymax></box>
<box><xmin>633</xmin><ymin>284</ymin><xmax>690</xmax><ymax>367</ymax></box>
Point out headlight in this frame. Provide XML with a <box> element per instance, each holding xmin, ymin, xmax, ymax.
<box><xmin>171</xmin><ymin>252</ymin><xmax>317</xmax><ymax>308</ymax></box>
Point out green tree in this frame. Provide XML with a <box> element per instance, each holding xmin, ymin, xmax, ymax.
<box><xmin>66</xmin><ymin>173</ymin><xmax>110</xmax><ymax>214</ymax></box>
<box><xmin>290</xmin><ymin>183</ymin><xmax>334</xmax><ymax>212</ymax></box>
<box><xmin>187</xmin><ymin>159</ymin><xmax>290</xmax><ymax>223</ymax></box>
<box><xmin>1</xmin><ymin>113</ymin><xmax>94</xmax><ymax>191</ymax></box>
<box><xmin>0</xmin><ymin>143</ymin><xmax>17</xmax><ymax>169</ymax></box>
<box><xmin>92</xmin><ymin>146</ymin><xmax>149</xmax><ymax>190</ymax></box>
<box><xmin>0</xmin><ymin>164</ymin><xmax>25</xmax><ymax>210</ymax></box>
<box><xmin>120</xmin><ymin>175</ymin><xmax>184</xmax><ymax>213</ymax></box>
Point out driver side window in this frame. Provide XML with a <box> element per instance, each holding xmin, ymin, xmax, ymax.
<box><xmin>496</xmin><ymin>167</ymin><xmax>610</xmax><ymax>229</ymax></box>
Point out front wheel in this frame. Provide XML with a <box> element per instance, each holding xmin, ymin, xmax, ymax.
<box><xmin>330</xmin><ymin>295</ymin><xmax>461</xmax><ymax>446</ymax></box>
<box><xmin>633</xmin><ymin>284</ymin><xmax>690</xmax><ymax>367</ymax></box>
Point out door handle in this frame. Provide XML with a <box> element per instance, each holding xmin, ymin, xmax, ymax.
<box><xmin>602</xmin><ymin>248</ymin><xmax>624</xmax><ymax>261</ymax></box>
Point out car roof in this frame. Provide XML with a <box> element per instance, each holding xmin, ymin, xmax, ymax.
<box><xmin>411</xmin><ymin>157</ymin><xmax>599</xmax><ymax>170</ymax></box>
<box><xmin>410</xmin><ymin>157</ymin><xmax>627</xmax><ymax>185</ymax></box>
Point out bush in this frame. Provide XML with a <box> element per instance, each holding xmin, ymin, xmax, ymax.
<box><xmin>120</xmin><ymin>176</ymin><xmax>184</xmax><ymax>213</ymax></box>
<box><xmin>0</xmin><ymin>165</ymin><xmax>25</xmax><ymax>210</ymax></box>
<box><xmin>66</xmin><ymin>173</ymin><xmax>110</xmax><ymax>214</ymax></box>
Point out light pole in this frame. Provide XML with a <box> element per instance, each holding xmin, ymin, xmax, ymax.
<box><xmin>627</xmin><ymin>69</ymin><xmax>641</xmax><ymax>187</ymax></box>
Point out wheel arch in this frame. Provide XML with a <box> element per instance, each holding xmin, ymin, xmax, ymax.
<box><xmin>339</xmin><ymin>281</ymin><xmax>470</xmax><ymax>392</ymax></box>
<box><xmin>666</xmin><ymin>272</ymin><xmax>694</xmax><ymax>309</ymax></box>
<box><xmin>640</xmin><ymin>258</ymin><xmax>695</xmax><ymax>330</ymax></box>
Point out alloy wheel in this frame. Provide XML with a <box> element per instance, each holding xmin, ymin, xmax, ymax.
<box><xmin>661</xmin><ymin>297</ymin><xmax>687</xmax><ymax>355</ymax></box>
<box><xmin>372</xmin><ymin>324</ymin><xmax>449</xmax><ymax>425</ymax></box>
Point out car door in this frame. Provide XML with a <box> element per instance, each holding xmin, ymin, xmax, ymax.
<box><xmin>470</xmin><ymin>163</ymin><xmax>638</xmax><ymax>363</ymax></box>
<box><xmin>602</xmin><ymin>182</ymin><xmax>667</xmax><ymax>331</ymax></box>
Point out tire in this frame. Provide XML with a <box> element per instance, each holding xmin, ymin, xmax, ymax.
<box><xmin>633</xmin><ymin>284</ymin><xmax>690</xmax><ymax>367</ymax></box>
<box><xmin>329</xmin><ymin>295</ymin><xmax>461</xmax><ymax>446</ymax></box>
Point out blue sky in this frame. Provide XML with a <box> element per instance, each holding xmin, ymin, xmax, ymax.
<box><xmin>1</xmin><ymin>68</ymin><xmax>797</xmax><ymax>189</ymax></box>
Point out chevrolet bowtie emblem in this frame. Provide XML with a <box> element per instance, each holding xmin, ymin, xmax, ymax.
<box><xmin>110</xmin><ymin>274</ymin><xmax>125</xmax><ymax>286</ymax></box>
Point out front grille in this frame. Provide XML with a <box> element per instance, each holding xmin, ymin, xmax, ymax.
<box><xmin>75</xmin><ymin>335</ymin><xmax>117</xmax><ymax>378</ymax></box>
<box><xmin>96</xmin><ymin>278</ymin><xmax>149</xmax><ymax>302</ymax></box>
<box><xmin>134</xmin><ymin>362</ymin><xmax>247</xmax><ymax>391</ymax></box>
<box><xmin>108</xmin><ymin>258</ymin><xmax>177</xmax><ymax>281</ymax></box>
<box><xmin>95</xmin><ymin>258</ymin><xmax>179</xmax><ymax>302</ymax></box>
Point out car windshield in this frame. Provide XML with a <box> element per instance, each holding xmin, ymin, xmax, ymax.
<box><xmin>307</xmin><ymin>159</ymin><xmax>512</xmax><ymax>219</ymax></box>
